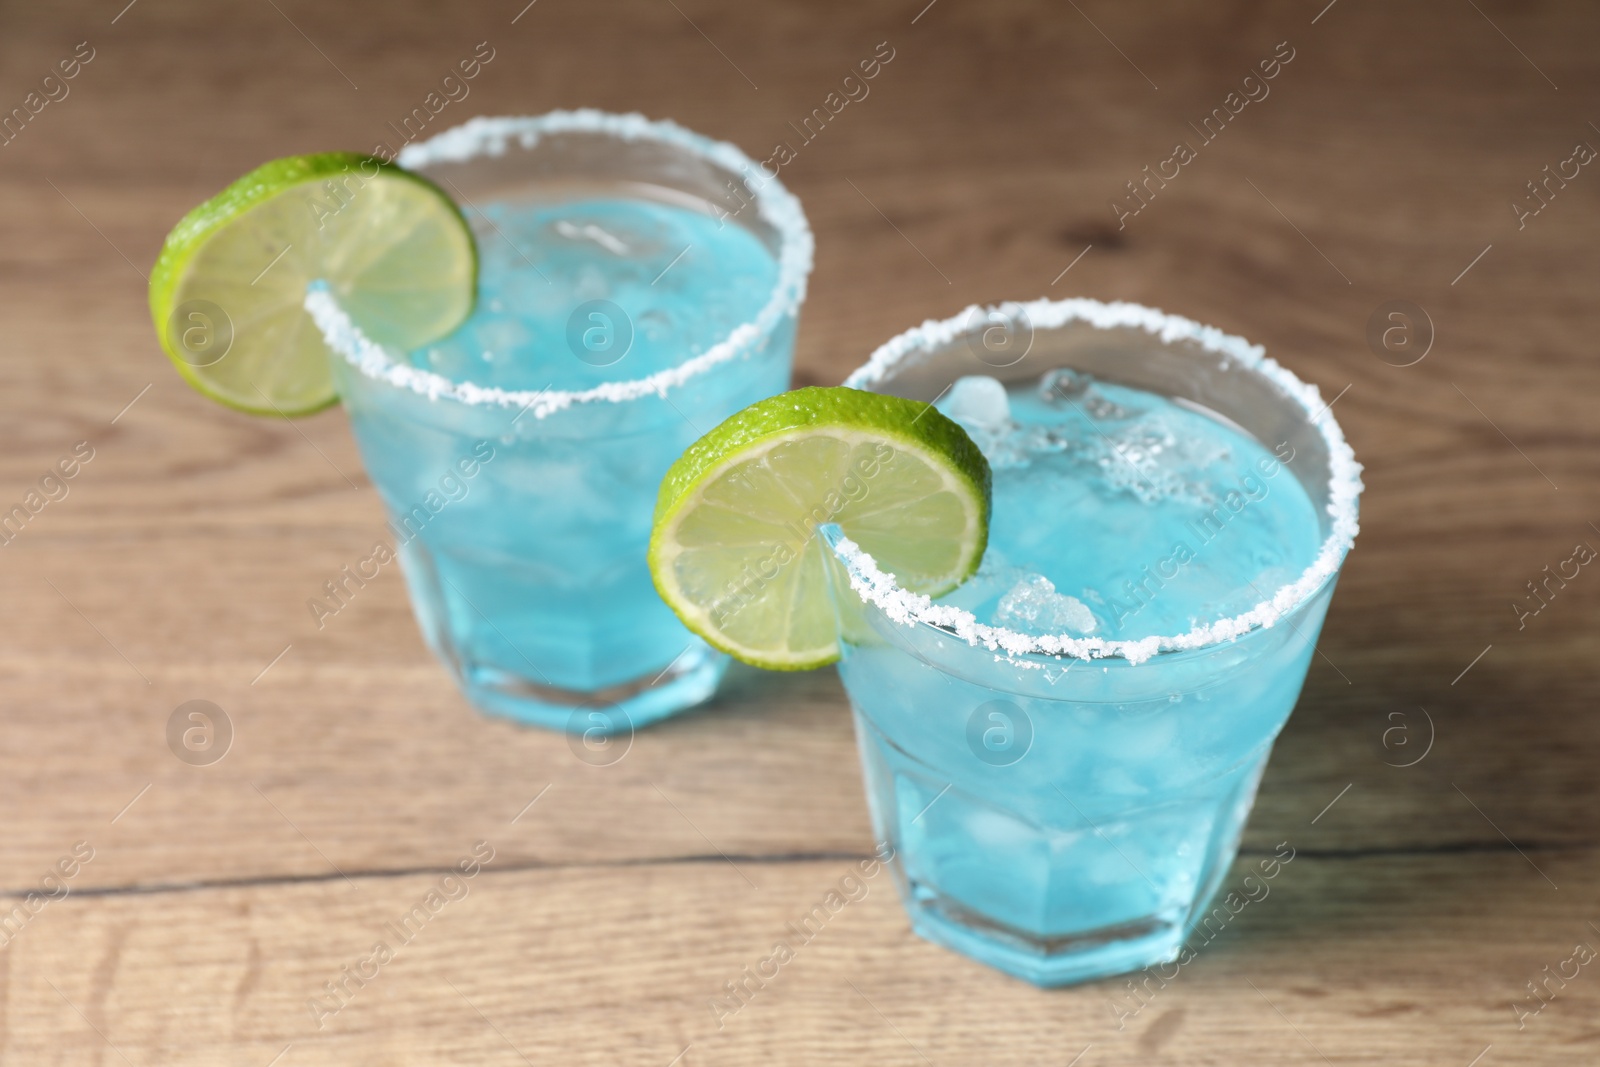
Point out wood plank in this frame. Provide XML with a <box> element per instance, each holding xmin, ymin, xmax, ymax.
<box><xmin>6</xmin><ymin>850</ymin><xmax>1590</xmax><ymax>1065</ymax></box>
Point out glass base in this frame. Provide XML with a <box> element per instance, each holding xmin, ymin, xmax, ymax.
<box><xmin>447</xmin><ymin>641</ymin><xmax>728</xmax><ymax>733</ymax></box>
<box><xmin>898</xmin><ymin>867</ymin><xmax>1188</xmax><ymax>987</ymax></box>
<box><xmin>848</xmin><ymin>696</ymin><xmax>1274</xmax><ymax>990</ymax></box>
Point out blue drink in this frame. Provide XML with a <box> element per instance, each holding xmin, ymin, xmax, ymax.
<box><xmin>310</xmin><ymin>113</ymin><xmax>812</xmax><ymax>732</ymax></box>
<box><xmin>828</xmin><ymin>300</ymin><xmax>1361</xmax><ymax>985</ymax></box>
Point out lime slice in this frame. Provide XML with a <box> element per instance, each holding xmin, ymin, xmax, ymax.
<box><xmin>148</xmin><ymin>152</ymin><xmax>476</xmax><ymax>416</ymax></box>
<box><xmin>649</xmin><ymin>386</ymin><xmax>992</xmax><ymax>670</ymax></box>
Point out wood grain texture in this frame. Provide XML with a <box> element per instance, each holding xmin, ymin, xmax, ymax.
<box><xmin>2</xmin><ymin>0</ymin><xmax>1598</xmax><ymax>1061</ymax></box>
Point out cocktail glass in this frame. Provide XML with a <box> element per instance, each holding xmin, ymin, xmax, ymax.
<box><xmin>823</xmin><ymin>299</ymin><xmax>1361</xmax><ymax>985</ymax></box>
<box><xmin>308</xmin><ymin>112</ymin><xmax>812</xmax><ymax>733</ymax></box>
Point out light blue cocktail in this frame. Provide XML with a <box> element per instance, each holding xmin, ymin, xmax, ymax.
<box><xmin>825</xmin><ymin>300</ymin><xmax>1361</xmax><ymax>985</ymax></box>
<box><xmin>308</xmin><ymin>113</ymin><xmax>812</xmax><ymax>732</ymax></box>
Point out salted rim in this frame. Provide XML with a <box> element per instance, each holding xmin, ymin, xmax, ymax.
<box><xmin>304</xmin><ymin>110</ymin><xmax>814</xmax><ymax>420</ymax></box>
<box><xmin>833</xmin><ymin>297</ymin><xmax>1364</xmax><ymax>665</ymax></box>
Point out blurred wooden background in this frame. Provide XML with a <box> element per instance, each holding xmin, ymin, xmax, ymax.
<box><xmin>2</xmin><ymin>0</ymin><xmax>1597</xmax><ymax>1062</ymax></box>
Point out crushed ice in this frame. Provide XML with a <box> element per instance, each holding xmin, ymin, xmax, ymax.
<box><xmin>937</xmin><ymin>374</ymin><xmax>1064</xmax><ymax>469</ymax></box>
<box><xmin>996</xmin><ymin>575</ymin><xmax>1098</xmax><ymax>634</ymax></box>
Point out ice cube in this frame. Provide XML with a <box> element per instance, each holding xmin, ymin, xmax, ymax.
<box><xmin>1039</xmin><ymin>367</ymin><xmax>1092</xmax><ymax>402</ymax></box>
<box><xmin>1083</xmin><ymin>392</ymin><xmax>1136</xmax><ymax>421</ymax></box>
<box><xmin>941</xmin><ymin>375</ymin><xmax>1010</xmax><ymax>430</ymax></box>
<box><xmin>995</xmin><ymin>575</ymin><xmax>1098</xmax><ymax>634</ymax></box>
<box><xmin>553</xmin><ymin>219</ymin><xmax>632</xmax><ymax>256</ymax></box>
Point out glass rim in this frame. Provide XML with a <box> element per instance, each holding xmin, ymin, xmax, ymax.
<box><xmin>833</xmin><ymin>297</ymin><xmax>1364</xmax><ymax>665</ymax></box>
<box><xmin>304</xmin><ymin>110</ymin><xmax>814</xmax><ymax>421</ymax></box>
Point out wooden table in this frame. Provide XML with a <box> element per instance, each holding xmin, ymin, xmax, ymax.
<box><xmin>3</xmin><ymin>0</ymin><xmax>1596</xmax><ymax>1062</ymax></box>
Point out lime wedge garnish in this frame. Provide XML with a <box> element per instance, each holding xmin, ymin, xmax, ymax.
<box><xmin>148</xmin><ymin>152</ymin><xmax>476</xmax><ymax>416</ymax></box>
<box><xmin>649</xmin><ymin>386</ymin><xmax>992</xmax><ymax>670</ymax></box>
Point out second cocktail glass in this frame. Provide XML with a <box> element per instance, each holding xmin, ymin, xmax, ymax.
<box><xmin>824</xmin><ymin>299</ymin><xmax>1361</xmax><ymax>985</ymax></box>
<box><xmin>308</xmin><ymin>112</ymin><xmax>813</xmax><ymax>732</ymax></box>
